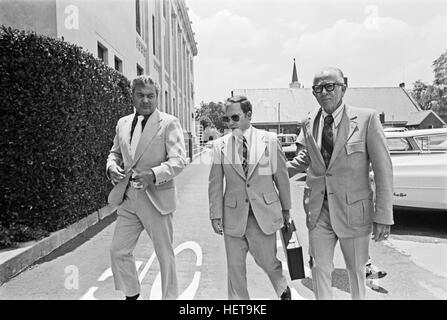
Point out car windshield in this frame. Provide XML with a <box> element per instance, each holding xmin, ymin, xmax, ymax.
<box><xmin>414</xmin><ymin>134</ymin><xmax>447</xmax><ymax>151</ymax></box>
<box><xmin>386</xmin><ymin>138</ymin><xmax>413</xmax><ymax>151</ymax></box>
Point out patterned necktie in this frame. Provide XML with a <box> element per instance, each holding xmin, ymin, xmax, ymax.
<box><xmin>321</xmin><ymin>114</ymin><xmax>334</xmax><ymax>168</ymax></box>
<box><xmin>131</xmin><ymin>115</ymin><xmax>144</xmax><ymax>159</ymax></box>
<box><xmin>241</xmin><ymin>136</ymin><xmax>249</xmax><ymax>177</ymax></box>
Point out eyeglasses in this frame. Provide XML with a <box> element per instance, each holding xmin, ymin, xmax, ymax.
<box><xmin>312</xmin><ymin>83</ymin><xmax>344</xmax><ymax>94</ymax></box>
<box><xmin>222</xmin><ymin>114</ymin><xmax>241</xmax><ymax>122</ymax></box>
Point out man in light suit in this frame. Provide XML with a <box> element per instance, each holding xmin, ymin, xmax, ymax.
<box><xmin>287</xmin><ymin>67</ymin><xmax>393</xmax><ymax>300</ymax></box>
<box><xmin>208</xmin><ymin>95</ymin><xmax>292</xmax><ymax>300</ymax></box>
<box><xmin>106</xmin><ymin>75</ymin><xmax>186</xmax><ymax>300</ymax></box>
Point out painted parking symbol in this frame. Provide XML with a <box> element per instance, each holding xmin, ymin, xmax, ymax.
<box><xmin>80</xmin><ymin>241</ymin><xmax>202</xmax><ymax>300</ymax></box>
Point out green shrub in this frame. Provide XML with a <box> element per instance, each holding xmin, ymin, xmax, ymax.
<box><xmin>0</xmin><ymin>26</ymin><xmax>132</xmax><ymax>249</ymax></box>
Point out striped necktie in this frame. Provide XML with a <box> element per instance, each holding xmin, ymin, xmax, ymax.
<box><xmin>241</xmin><ymin>136</ymin><xmax>248</xmax><ymax>177</ymax></box>
<box><xmin>321</xmin><ymin>114</ymin><xmax>334</xmax><ymax>168</ymax></box>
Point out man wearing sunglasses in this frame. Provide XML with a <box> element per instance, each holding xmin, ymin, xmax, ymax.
<box><xmin>287</xmin><ymin>67</ymin><xmax>393</xmax><ymax>299</ymax></box>
<box><xmin>208</xmin><ymin>95</ymin><xmax>292</xmax><ymax>300</ymax></box>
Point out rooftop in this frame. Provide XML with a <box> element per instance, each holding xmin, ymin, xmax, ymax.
<box><xmin>233</xmin><ymin>86</ymin><xmax>421</xmax><ymax>124</ymax></box>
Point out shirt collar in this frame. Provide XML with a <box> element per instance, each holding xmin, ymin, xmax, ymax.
<box><xmin>133</xmin><ymin>111</ymin><xmax>152</xmax><ymax>123</ymax></box>
<box><xmin>242</xmin><ymin>125</ymin><xmax>252</xmax><ymax>144</ymax></box>
<box><xmin>232</xmin><ymin>125</ymin><xmax>252</xmax><ymax>145</ymax></box>
<box><xmin>321</xmin><ymin>103</ymin><xmax>345</xmax><ymax>129</ymax></box>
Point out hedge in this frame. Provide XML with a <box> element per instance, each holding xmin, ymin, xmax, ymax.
<box><xmin>0</xmin><ymin>26</ymin><xmax>133</xmax><ymax>249</ymax></box>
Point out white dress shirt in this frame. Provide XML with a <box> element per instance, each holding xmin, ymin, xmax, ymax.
<box><xmin>233</xmin><ymin>125</ymin><xmax>253</xmax><ymax>164</ymax></box>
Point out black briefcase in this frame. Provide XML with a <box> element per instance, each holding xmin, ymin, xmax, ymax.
<box><xmin>280</xmin><ymin>219</ymin><xmax>306</xmax><ymax>280</ymax></box>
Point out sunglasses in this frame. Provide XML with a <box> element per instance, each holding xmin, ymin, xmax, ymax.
<box><xmin>312</xmin><ymin>83</ymin><xmax>344</xmax><ymax>94</ymax></box>
<box><xmin>222</xmin><ymin>114</ymin><xmax>241</xmax><ymax>122</ymax></box>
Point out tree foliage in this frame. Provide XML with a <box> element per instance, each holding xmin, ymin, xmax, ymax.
<box><xmin>411</xmin><ymin>50</ymin><xmax>447</xmax><ymax>122</ymax></box>
<box><xmin>195</xmin><ymin>101</ymin><xmax>227</xmax><ymax>133</ymax></box>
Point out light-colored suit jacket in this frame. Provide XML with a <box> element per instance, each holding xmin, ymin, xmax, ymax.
<box><xmin>208</xmin><ymin>127</ymin><xmax>291</xmax><ymax>237</ymax></box>
<box><xmin>106</xmin><ymin>109</ymin><xmax>186</xmax><ymax>214</ymax></box>
<box><xmin>288</xmin><ymin>105</ymin><xmax>393</xmax><ymax>238</ymax></box>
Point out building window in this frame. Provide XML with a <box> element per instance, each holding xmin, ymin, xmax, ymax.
<box><xmin>163</xmin><ymin>0</ymin><xmax>167</xmax><ymax>18</ymax></box>
<box><xmin>137</xmin><ymin>64</ymin><xmax>144</xmax><ymax>75</ymax></box>
<box><xmin>152</xmin><ymin>15</ymin><xmax>156</xmax><ymax>55</ymax></box>
<box><xmin>165</xmin><ymin>91</ymin><xmax>169</xmax><ymax>113</ymax></box>
<box><xmin>114</xmin><ymin>56</ymin><xmax>123</xmax><ymax>73</ymax></box>
<box><xmin>172</xmin><ymin>18</ymin><xmax>177</xmax><ymax>83</ymax></box>
<box><xmin>173</xmin><ymin>97</ymin><xmax>176</xmax><ymax>116</ymax></box>
<box><xmin>97</xmin><ymin>42</ymin><xmax>108</xmax><ymax>64</ymax></box>
<box><xmin>136</xmin><ymin>0</ymin><xmax>141</xmax><ymax>35</ymax></box>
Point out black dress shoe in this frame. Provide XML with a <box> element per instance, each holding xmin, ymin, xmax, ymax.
<box><xmin>280</xmin><ymin>286</ymin><xmax>291</xmax><ymax>300</ymax></box>
<box><xmin>125</xmin><ymin>293</ymin><xmax>140</xmax><ymax>300</ymax></box>
<box><xmin>366</xmin><ymin>264</ymin><xmax>387</xmax><ymax>279</ymax></box>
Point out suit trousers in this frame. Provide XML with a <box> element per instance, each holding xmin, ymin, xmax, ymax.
<box><xmin>110</xmin><ymin>186</ymin><xmax>178</xmax><ymax>300</ymax></box>
<box><xmin>309</xmin><ymin>198</ymin><xmax>369</xmax><ymax>300</ymax></box>
<box><xmin>223</xmin><ymin>209</ymin><xmax>287</xmax><ymax>300</ymax></box>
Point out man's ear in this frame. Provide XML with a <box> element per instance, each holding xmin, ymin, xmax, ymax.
<box><xmin>247</xmin><ymin>111</ymin><xmax>252</xmax><ymax>120</ymax></box>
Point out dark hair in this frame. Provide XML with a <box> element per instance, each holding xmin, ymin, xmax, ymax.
<box><xmin>225</xmin><ymin>95</ymin><xmax>252</xmax><ymax>114</ymax></box>
<box><xmin>131</xmin><ymin>75</ymin><xmax>160</xmax><ymax>96</ymax></box>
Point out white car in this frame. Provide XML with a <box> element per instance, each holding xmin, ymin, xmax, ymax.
<box><xmin>383</xmin><ymin>128</ymin><xmax>447</xmax><ymax>211</ymax></box>
<box><xmin>278</xmin><ymin>133</ymin><xmax>298</xmax><ymax>160</ymax></box>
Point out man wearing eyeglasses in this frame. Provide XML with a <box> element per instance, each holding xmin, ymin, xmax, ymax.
<box><xmin>287</xmin><ymin>67</ymin><xmax>393</xmax><ymax>300</ymax></box>
<box><xmin>208</xmin><ymin>95</ymin><xmax>292</xmax><ymax>300</ymax></box>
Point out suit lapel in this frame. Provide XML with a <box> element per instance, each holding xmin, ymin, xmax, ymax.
<box><xmin>247</xmin><ymin>127</ymin><xmax>267</xmax><ymax>179</ymax></box>
<box><xmin>221</xmin><ymin>134</ymin><xmax>246</xmax><ymax>179</ymax></box>
<box><xmin>121</xmin><ymin>115</ymin><xmax>133</xmax><ymax>167</ymax></box>
<box><xmin>306</xmin><ymin>109</ymin><xmax>325</xmax><ymax>168</ymax></box>
<box><xmin>329</xmin><ymin>105</ymin><xmax>358</xmax><ymax>168</ymax></box>
<box><xmin>132</xmin><ymin>109</ymin><xmax>162</xmax><ymax>166</ymax></box>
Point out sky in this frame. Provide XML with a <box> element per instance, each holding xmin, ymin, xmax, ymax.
<box><xmin>186</xmin><ymin>0</ymin><xmax>447</xmax><ymax>105</ymax></box>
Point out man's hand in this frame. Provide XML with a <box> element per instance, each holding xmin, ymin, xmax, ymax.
<box><xmin>282</xmin><ymin>210</ymin><xmax>290</xmax><ymax>224</ymax></box>
<box><xmin>211</xmin><ymin>218</ymin><xmax>223</xmax><ymax>235</ymax></box>
<box><xmin>132</xmin><ymin>169</ymin><xmax>156</xmax><ymax>190</ymax></box>
<box><xmin>372</xmin><ymin>223</ymin><xmax>391</xmax><ymax>242</ymax></box>
<box><xmin>109</xmin><ymin>164</ymin><xmax>125</xmax><ymax>184</ymax></box>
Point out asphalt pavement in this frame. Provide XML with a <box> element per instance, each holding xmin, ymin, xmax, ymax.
<box><xmin>0</xmin><ymin>149</ymin><xmax>446</xmax><ymax>300</ymax></box>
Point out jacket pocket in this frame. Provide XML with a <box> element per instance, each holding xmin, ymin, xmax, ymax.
<box><xmin>346</xmin><ymin>189</ymin><xmax>373</xmax><ymax>226</ymax></box>
<box><xmin>263</xmin><ymin>192</ymin><xmax>279</xmax><ymax>205</ymax></box>
<box><xmin>155</xmin><ymin>183</ymin><xmax>174</xmax><ymax>190</ymax></box>
<box><xmin>346</xmin><ymin>141</ymin><xmax>365</xmax><ymax>155</ymax></box>
<box><xmin>224</xmin><ymin>196</ymin><xmax>237</xmax><ymax>208</ymax></box>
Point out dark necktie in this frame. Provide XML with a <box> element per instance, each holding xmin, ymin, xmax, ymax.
<box><xmin>130</xmin><ymin>113</ymin><xmax>150</xmax><ymax>144</ymax></box>
<box><xmin>242</xmin><ymin>136</ymin><xmax>249</xmax><ymax>177</ymax></box>
<box><xmin>321</xmin><ymin>114</ymin><xmax>334</xmax><ymax>168</ymax></box>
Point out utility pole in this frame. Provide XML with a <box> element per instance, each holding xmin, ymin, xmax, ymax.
<box><xmin>277</xmin><ymin>102</ymin><xmax>281</xmax><ymax>133</ymax></box>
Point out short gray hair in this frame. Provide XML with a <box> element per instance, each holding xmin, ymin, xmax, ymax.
<box><xmin>313</xmin><ymin>67</ymin><xmax>345</xmax><ymax>84</ymax></box>
<box><xmin>131</xmin><ymin>75</ymin><xmax>160</xmax><ymax>96</ymax></box>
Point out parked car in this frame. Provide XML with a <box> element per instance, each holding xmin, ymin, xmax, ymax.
<box><xmin>377</xmin><ymin>128</ymin><xmax>447</xmax><ymax>210</ymax></box>
<box><xmin>383</xmin><ymin>127</ymin><xmax>408</xmax><ymax>133</ymax></box>
<box><xmin>278</xmin><ymin>133</ymin><xmax>298</xmax><ymax>160</ymax></box>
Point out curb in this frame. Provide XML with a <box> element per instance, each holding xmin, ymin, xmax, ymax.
<box><xmin>0</xmin><ymin>155</ymin><xmax>204</xmax><ymax>287</ymax></box>
<box><xmin>192</xmin><ymin>147</ymin><xmax>207</xmax><ymax>162</ymax></box>
<box><xmin>0</xmin><ymin>204</ymin><xmax>117</xmax><ymax>286</ymax></box>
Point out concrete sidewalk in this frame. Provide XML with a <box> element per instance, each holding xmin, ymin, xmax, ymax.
<box><xmin>0</xmin><ymin>204</ymin><xmax>117</xmax><ymax>286</ymax></box>
<box><xmin>0</xmin><ymin>149</ymin><xmax>207</xmax><ymax>287</ymax></box>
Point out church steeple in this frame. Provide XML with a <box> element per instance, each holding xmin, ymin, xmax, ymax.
<box><xmin>289</xmin><ymin>58</ymin><xmax>302</xmax><ymax>88</ymax></box>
